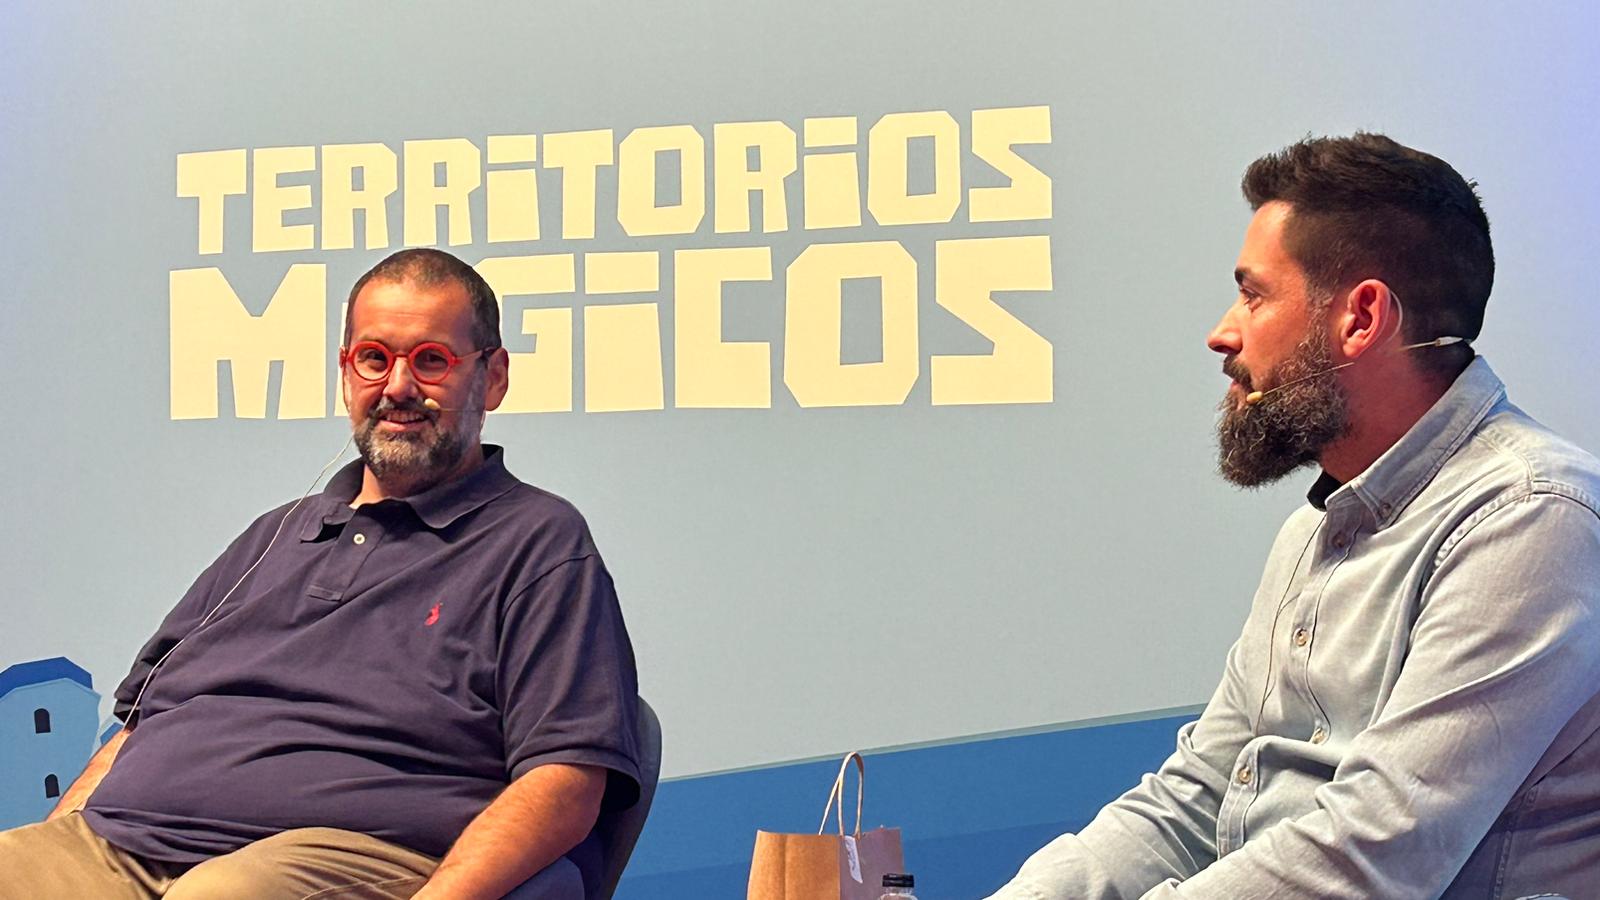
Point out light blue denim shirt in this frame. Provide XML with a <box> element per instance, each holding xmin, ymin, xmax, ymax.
<box><xmin>988</xmin><ymin>358</ymin><xmax>1600</xmax><ymax>899</ymax></box>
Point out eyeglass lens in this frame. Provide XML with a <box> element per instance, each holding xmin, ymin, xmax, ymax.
<box><xmin>350</xmin><ymin>343</ymin><xmax>455</xmax><ymax>382</ymax></box>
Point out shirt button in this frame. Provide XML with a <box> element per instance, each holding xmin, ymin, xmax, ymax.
<box><xmin>1332</xmin><ymin>534</ymin><xmax>1348</xmax><ymax>549</ymax></box>
<box><xmin>1311</xmin><ymin>727</ymin><xmax>1327</xmax><ymax>744</ymax></box>
<box><xmin>1293</xmin><ymin>628</ymin><xmax>1310</xmax><ymax>647</ymax></box>
<box><xmin>1236</xmin><ymin>766</ymin><xmax>1253</xmax><ymax>785</ymax></box>
<box><xmin>353</xmin><ymin>533</ymin><xmax>366</xmax><ymax>545</ymax></box>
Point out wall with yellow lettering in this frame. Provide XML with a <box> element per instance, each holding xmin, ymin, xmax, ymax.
<box><xmin>167</xmin><ymin>110</ymin><xmax>1056</xmax><ymax>420</ymax></box>
<box><xmin>2</xmin><ymin>2</ymin><xmax>1597</xmax><ymax>803</ymax></box>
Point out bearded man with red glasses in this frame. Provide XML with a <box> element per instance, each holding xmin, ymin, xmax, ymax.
<box><xmin>0</xmin><ymin>249</ymin><xmax>642</xmax><ymax>900</ymax></box>
<box><xmin>338</xmin><ymin>258</ymin><xmax>507</xmax><ymax>504</ymax></box>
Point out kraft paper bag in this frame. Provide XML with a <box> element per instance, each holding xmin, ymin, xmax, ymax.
<box><xmin>748</xmin><ymin>751</ymin><xmax>906</xmax><ymax>900</ymax></box>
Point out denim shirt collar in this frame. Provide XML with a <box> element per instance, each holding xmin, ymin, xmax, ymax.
<box><xmin>1308</xmin><ymin>357</ymin><xmax>1506</xmax><ymax>528</ymax></box>
<box><xmin>299</xmin><ymin>444</ymin><xmax>519</xmax><ymax>539</ymax></box>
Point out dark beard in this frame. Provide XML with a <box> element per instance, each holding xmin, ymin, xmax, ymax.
<box><xmin>1216</xmin><ymin>331</ymin><xmax>1350</xmax><ymax>487</ymax></box>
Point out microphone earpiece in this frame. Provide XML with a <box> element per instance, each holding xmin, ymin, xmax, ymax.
<box><xmin>421</xmin><ymin>397</ymin><xmax>482</xmax><ymax>415</ymax></box>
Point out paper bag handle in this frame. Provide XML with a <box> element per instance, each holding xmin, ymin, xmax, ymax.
<box><xmin>817</xmin><ymin>751</ymin><xmax>866</xmax><ymax>837</ymax></box>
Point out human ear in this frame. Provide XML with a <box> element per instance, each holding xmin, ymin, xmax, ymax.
<box><xmin>1335</xmin><ymin>279</ymin><xmax>1396</xmax><ymax>360</ymax></box>
<box><xmin>483</xmin><ymin>347</ymin><xmax>510</xmax><ymax>412</ymax></box>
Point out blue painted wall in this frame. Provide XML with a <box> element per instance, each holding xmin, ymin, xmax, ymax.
<box><xmin>618</xmin><ymin>710</ymin><xmax>1198</xmax><ymax>899</ymax></box>
<box><xmin>2</xmin><ymin>1</ymin><xmax>1597</xmax><ymax>891</ymax></box>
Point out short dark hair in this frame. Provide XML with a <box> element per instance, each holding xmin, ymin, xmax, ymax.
<box><xmin>344</xmin><ymin>248</ymin><xmax>502</xmax><ymax>352</ymax></box>
<box><xmin>1242</xmin><ymin>133</ymin><xmax>1493</xmax><ymax>375</ymax></box>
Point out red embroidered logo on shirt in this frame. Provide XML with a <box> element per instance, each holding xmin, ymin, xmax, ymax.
<box><xmin>425</xmin><ymin>602</ymin><xmax>442</xmax><ymax>626</ymax></box>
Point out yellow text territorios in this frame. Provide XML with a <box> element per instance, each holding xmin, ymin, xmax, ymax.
<box><xmin>170</xmin><ymin>107</ymin><xmax>1055</xmax><ymax>419</ymax></box>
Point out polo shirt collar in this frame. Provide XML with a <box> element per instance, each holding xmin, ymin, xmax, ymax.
<box><xmin>300</xmin><ymin>444</ymin><xmax>519</xmax><ymax>539</ymax></box>
<box><xmin>1307</xmin><ymin>356</ymin><xmax>1506</xmax><ymax>526</ymax></box>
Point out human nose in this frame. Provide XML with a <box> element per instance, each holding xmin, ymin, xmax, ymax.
<box><xmin>1207</xmin><ymin>301</ymin><xmax>1243</xmax><ymax>356</ymax></box>
<box><xmin>382</xmin><ymin>355</ymin><xmax>424</xmax><ymax>400</ymax></box>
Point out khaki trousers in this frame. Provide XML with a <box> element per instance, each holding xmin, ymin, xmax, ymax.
<box><xmin>0</xmin><ymin>814</ymin><xmax>436</xmax><ymax>899</ymax></box>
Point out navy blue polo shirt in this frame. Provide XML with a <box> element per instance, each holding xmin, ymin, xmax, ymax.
<box><xmin>84</xmin><ymin>446</ymin><xmax>640</xmax><ymax>872</ymax></box>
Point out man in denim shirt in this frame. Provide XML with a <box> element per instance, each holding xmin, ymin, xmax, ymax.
<box><xmin>988</xmin><ymin>135</ymin><xmax>1600</xmax><ymax>898</ymax></box>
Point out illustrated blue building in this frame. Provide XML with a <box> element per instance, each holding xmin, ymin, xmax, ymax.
<box><xmin>0</xmin><ymin>657</ymin><xmax>102</xmax><ymax>829</ymax></box>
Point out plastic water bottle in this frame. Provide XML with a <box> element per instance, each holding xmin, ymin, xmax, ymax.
<box><xmin>880</xmin><ymin>872</ymin><xmax>917</xmax><ymax>900</ymax></box>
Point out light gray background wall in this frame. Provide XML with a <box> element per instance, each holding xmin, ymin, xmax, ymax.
<box><xmin>2</xmin><ymin>1</ymin><xmax>1596</xmax><ymax>779</ymax></box>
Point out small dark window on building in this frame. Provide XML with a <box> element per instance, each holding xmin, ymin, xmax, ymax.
<box><xmin>33</xmin><ymin>708</ymin><xmax>51</xmax><ymax>734</ymax></box>
<box><xmin>44</xmin><ymin>774</ymin><xmax>60</xmax><ymax>799</ymax></box>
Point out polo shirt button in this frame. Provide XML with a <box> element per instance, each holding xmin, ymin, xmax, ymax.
<box><xmin>353</xmin><ymin>533</ymin><xmax>366</xmax><ymax>545</ymax></box>
<box><xmin>1293</xmin><ymin>628</ymin><xmax>1310</xmax><ymax>647</ymax></box>
<box><xmin>1312</xmin><ymin>727</ymin><xmax>1327</xmax><ymax>744</ymax></box>
<box><xmin>1332</xmin><ymin>534</ymin><xmax>1348</xmax><ymax>549</ymax></box>
<box><xmin>1236</xmin><ymin>766</ymin><xmax>1253</xmax><ymax>785</ymax></box>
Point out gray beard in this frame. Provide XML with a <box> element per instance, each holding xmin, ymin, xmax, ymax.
<box><xmin>1216</xmin><ymin>332</ymin><xmax>1350</xmax><ymax>488</ymax></box>
<box><xmin>352</xmin><ymin>371</ymin><xmax>484</xmax><ymax>496</ymax></box>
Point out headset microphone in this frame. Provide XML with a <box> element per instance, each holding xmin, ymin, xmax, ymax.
<box><xmin>421</xmin><ymin>398</ymin><xmax>481</xmax><ymax>413</ymax></box>
<box><xmin>1243</xmin><ymin>336</ymin><xmax>1468</xmax><ymax>406</ymax></box>
<box><xmin>421</xmin><ymin>398</ymin><xmax>493</xmax><ymax>420</ymax></box>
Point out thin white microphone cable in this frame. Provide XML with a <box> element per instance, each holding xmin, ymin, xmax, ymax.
<box><xmin>1243</xmin><ymin>296</ymin><xmax>1469</xmax><ymax>406</ymax></box>
<box><xmin>123</xmin><ymin>433</ymin><xmax>355</xmax><ymax>727</ymax></box>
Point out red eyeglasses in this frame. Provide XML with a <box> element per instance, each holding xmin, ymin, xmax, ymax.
<box><xmin>339</xmin><ymin>341</ymin><xmax>488</xmax><ymax>385</ymax></box>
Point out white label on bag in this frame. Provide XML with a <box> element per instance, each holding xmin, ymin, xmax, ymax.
<box><xmin>843</xmin><ymin>835</ymin><xmax>863</xmax><ymax>883</ymax></box>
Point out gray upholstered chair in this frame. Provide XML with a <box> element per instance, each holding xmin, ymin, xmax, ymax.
<box><xmin>500</xmin><ymin>697</ymin><xmax>663</xmax><ymax>900</ymax></box>
<box><xmin>595</xmin><ymin>697</ymin><xmax>662</xmax><ymax>898</ymax></box>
